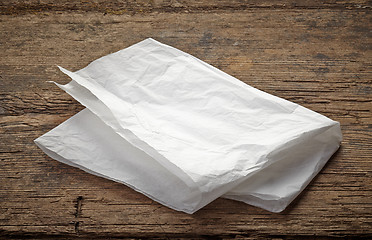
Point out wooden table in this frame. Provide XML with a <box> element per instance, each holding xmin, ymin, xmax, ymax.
<box><xmin>1</xmin><ymin>1</ymin><xmax>371</xmax><ymax>239</ymax></box>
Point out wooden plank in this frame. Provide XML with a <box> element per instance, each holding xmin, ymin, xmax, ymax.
<box><xmin>1</xmin><ymin>4</ymin><xmax>371</xmax><ymax>239</ymax></box>
<box><xmin>1</xmin><ymin>0</ymin><xmax>371</xmax><ymax>15</ymax></box>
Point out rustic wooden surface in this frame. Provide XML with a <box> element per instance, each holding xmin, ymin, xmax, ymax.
<box><xmin>1</xmin><ymin>0</ymin><xmax>371</xmax><ymax>239</ymax></box>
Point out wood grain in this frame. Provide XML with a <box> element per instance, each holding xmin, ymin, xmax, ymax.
<box><xmin>1</xmin><ymin>0</ymin><xmax>371</xmax><ymax>15</ymax></box>
<box><xmin>0</xmin><ymin>1</ymin><xmax>371</xmax><ymax>239</ymax></box>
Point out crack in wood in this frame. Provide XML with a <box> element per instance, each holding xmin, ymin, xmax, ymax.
<box><xmin>74</xmin><ymin>196</ymin><xmax>83</xmax><ymax>234</ymax></box>
<box><xmin>74</xmin><ymin>221</ymin><xmax>80</xmax><ymax>234</ymax></box>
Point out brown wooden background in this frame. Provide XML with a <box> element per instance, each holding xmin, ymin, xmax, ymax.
<box><xmin>1</xmin><ymin>1</ymin><xmax>371</xmax><ymax>239</ymax></box>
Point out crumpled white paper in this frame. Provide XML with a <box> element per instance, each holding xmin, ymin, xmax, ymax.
<box><xmin>35</xmin><ymin>38</ymin><xmax>342</xmax><ymax>213</ymax></box>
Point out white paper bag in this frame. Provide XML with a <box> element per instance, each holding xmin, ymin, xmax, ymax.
<box><xmin>35</xmin><ymin>38</ymin><xmax>342</xmax><ymax>213</ymax></box>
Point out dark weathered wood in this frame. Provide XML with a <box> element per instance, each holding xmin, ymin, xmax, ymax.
<box><xmin>1</xmin><ymin>1</ymin><xmax>371</xmax><ymax>239</ymax></box>
<box><xmin>1</xmin><ymin>0</ymin><xmax>371</xmax><ymax>15</ymax></box>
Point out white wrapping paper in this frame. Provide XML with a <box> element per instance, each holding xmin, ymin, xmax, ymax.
<box><xmin>35</xmin><ymin>38</ymin><xmax>342</xmax><ymax>213</ymax></box>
